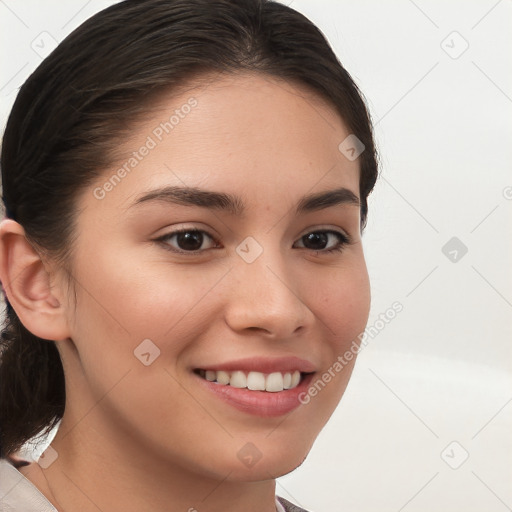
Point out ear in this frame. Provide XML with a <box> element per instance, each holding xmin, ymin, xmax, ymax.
<box><xmin>0</xmin><ymin>219</ymin><xmax>70</xmax><ymax>341</ymax></box>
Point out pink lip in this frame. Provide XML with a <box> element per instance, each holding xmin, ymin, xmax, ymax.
<box><xmin>192</xmin><ymin>356</ymin><xmax>317</xmax><ymax>418</ymax></box>
<box><xmin>196</xmin><ymin>356</ymin><xmax>317</xmax><ymax>374</ymax></box>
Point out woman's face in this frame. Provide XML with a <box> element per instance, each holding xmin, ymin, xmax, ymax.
<box><xmin>57</xmin><ymin>72</ymin><xmax>371</xmax><ymax>480</ymax></box>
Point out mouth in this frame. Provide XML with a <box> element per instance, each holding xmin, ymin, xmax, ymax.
<box><xmin>194</xmin><ymin>368</ymin><xmax>308</xmax><ymax>392</ymax></box>
<box><xmin>192</xmin><ymin>362</ymin><xmax>316</xmax><ymax>417</ymax></box>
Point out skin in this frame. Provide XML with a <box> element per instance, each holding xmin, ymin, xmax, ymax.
<box><xmin>0</xmin><ymin>72</ymin><xmax>371</xmax><ymax>512</ymax></box>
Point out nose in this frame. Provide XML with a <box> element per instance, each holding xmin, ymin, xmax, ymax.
<box><xmin>223</xmin><ymin>248</ymin><xmax>314</xmax><ymax>340</ymax></box>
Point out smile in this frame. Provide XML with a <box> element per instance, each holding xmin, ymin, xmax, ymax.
<box><xmin>191</xmin><ymin>356</ymin><xmax>317</xmax><ymax>417</ymax></box>
<box><xmin>195</xmin><ymin>369</ymin><xmax>303</xmax><ymax>392</ymax></box>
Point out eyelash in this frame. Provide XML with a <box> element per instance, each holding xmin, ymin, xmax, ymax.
<box><xmin>154</xmin><ymin>228</ymin><xmax>351</xmax><ymax>256</ymax></box>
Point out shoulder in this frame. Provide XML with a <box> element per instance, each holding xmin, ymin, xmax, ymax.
<box><xmin>0</xmin><ymin>457</ymin><xmax>58</xmax><ymax>512</ymax></box>
<box><xmin>277</xmin><ymin>495</ymin><xmax>312</xmax><ymax>512</ymax></box>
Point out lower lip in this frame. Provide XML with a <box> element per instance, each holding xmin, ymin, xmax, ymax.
<box><xmin>194</xmin><ymin>372</ymin><xmax>315</xmax><ymax>417</ymax></box>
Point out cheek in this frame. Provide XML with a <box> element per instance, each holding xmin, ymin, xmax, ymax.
<box><xmin>306</xmin><ymin>257</ymin><xmax>371</xmax><ymax>350</ymax></box>
<box><xmin>73</xmin><ymin>248</ymin><xmax>215</xmax><ymax>333</ymax></box>
<box><xmin>68</xmin><ymin>248</ymin><xmax>230</xmax><ymax>378</ymax></box>
<box><xmin>289</xmin><ymin>255</ymin><xmax>370</xmax><ymax>408</ymax></box>
<box><xmin>65</xmin><ymin>251</ymin><xmax>226</xmax><ymax>435</ymax></box>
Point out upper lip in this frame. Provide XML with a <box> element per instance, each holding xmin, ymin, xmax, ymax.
<box><xmin>195</xmin><ymin>356</ymin><xmax>317</xmax><ymax>374</ymax></box>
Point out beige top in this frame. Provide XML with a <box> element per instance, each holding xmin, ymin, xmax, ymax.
<box><xmin>0</xmin><ymin>458</ymin><xmax>308</xmax><ymax>511</ymax></box>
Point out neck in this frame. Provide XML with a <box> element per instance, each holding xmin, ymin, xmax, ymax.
<box><xmin>37</xmin><ymin>412</ymin><xmax>278</xmax><ymax>512</ymax></box>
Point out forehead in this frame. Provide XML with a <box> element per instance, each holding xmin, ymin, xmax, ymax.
<box><xmin>84</xmin><ymin>72</ymin><xmax>360</xmax><ymax>213</ymax></box>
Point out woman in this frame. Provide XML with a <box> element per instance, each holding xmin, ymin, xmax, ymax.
<box><xmin>0</xmin><ymin>0</ymin><xmax>378</xmax><ymax>510</ymax></box>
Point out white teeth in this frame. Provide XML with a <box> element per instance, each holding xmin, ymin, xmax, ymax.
<box><xmin>266</xmin><ymin>372</ymin><xmax>284</xmax><ymax>392</ymax></box>
<box><xmin>200</xmin><ymin>369</ymin><xmax>303</xmax><ymax>392</ymax></box>
<box><xmin>230</xmin><ymin>371</ymin><xmax>247</xmax><ymax>388</ymax></box>
<box><xmin>247</xmin><ymin>371</ymin><xmax>266</xmax><ymax>391</ymax></box>
<box><xmin>216</xmin><ymin>370</ymin><xmax>230</xmax><ymax>385</ymax></box>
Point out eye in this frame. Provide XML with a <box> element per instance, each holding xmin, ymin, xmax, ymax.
<box><xmin>155</xmin><ymin>228</ymin><xmax>220</xmax><ymax>254</ymax></box>
<box><xmin>154</xmin><ymin>228</ymin><xmax>351</xmax><ymax>256</ymax></box>
<box><xmin>293</xmin><ymin>230</ymin><xmax>350</xmax><ymax>254</ymax></box>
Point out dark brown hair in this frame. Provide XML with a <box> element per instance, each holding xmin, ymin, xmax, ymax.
<box><xmin>0</xmin><ymin>0</ymin><xmax>378</xmax><ymax>460</ymax></box>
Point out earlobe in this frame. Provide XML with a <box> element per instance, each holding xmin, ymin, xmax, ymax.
<box><xmin>0</xmin><ymin>219</ymin><xmax>70</xmax><ymax>341</ymax></box>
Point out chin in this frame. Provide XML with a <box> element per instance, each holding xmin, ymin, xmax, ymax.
<box><xmin>222</xmin><ymin>442</ymin><xmax>313</xmax><ymax>482</ymax></box>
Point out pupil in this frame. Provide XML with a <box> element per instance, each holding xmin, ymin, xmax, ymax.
<box><xmin>304</xmin><ymin>232</ymin><xmax>327</xmax><ymax>249</ymax></box>
<box><xmin>177</xmin><ymin>231</ymin><xmax>203</xmax><ymax>251</ymax></box>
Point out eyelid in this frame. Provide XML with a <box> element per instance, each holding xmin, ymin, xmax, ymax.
<box><xmin>154</xmin><ymin>224</ymin><xmax>353</xmax><ymax>255</ymax></box>
<box><xmin>154</xmin><ymin>227</ymin><xmax>220</xmax><ymax>254</ymax></box>
<box><xmin>297</xmin><ymin>224</ymin><xmax>352</xmax><ymax>242</ymax></box>
<box><xmin>292</xmin><ymin>229</ymin><xmax>351</xmax><ymax>253</ymax></box>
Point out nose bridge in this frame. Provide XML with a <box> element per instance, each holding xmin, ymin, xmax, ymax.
<box><xmin>224</xmin><ymin>236</ymin><xmax>312</xmax><ymax>337</ymax></box>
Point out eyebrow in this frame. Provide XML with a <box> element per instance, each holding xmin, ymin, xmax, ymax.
<box><xmin>131</xmin><ymin>185</ymin><xmax>360</xmax><ymax>215</ymax></box>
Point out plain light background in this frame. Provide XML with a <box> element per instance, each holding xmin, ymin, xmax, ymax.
<box><xmin>1</xmin><ymin>1</ymin><xmax>511</xmax><ymax>511</ymax></box>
